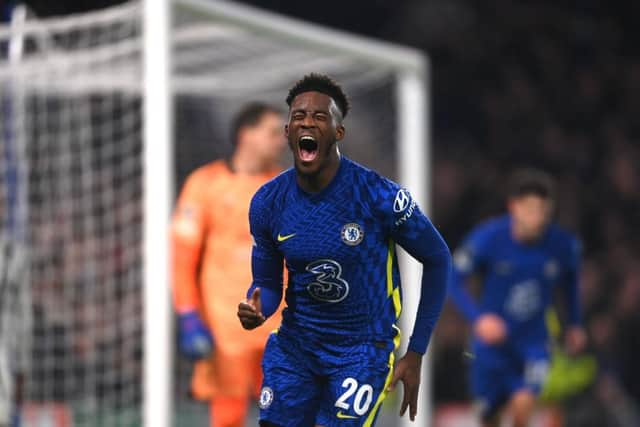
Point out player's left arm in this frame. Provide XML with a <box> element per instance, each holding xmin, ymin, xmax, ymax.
<box><xmin>561</xmin><ymin>237</ymin><xmax>587</xmax><ymax>355</ymax></box>
<box><xmin>383</xmin><ymin>187</ymin><xmax>452</xmax><ymax>421</ymax></box>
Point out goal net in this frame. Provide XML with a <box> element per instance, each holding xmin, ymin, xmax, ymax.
<box><xmin>0</xmin><ymin>3</ymin><xmax>144</xmax><ymax>426</ymax></box>
<box><xmin>0</xmin><ymin>1</ymin><xmax>428</xmax><ymax>426</ymax></box>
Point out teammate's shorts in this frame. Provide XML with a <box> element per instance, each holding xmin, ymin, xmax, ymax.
<box><xmin>471</xmin><ymin>345</ymin><xmax>549</xmax><ymax>420</ymax></box>
<box><xmin>191</xmin><ymin>345</ymin><xmax>264</xmax><ymax>400</ymax></box>
<box><xmin>258</xmin><ymin>330</ymin><xmax>396</xmax><ymax>427</ymax></box>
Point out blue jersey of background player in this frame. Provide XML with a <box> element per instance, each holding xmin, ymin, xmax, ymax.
<box><xmin>448</xmin><ymin>169</ymin><xmax>587</xmax><ymax>427</ymax></box>
<box><xmin>237</xmin><ymin>73</ymin><xmax>451</xmax><ymax>427</ymax></box>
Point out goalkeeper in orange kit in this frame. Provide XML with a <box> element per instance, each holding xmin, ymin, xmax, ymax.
<box><xmin>172</xmin><ymin>102</ymin><xmax>286</xmax><ymax>427</ymax></box>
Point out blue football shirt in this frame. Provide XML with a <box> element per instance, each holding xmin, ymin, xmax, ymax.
<box><xmin>248</xmin><ymin>156</ymin><xmax>450</xmax><ymax>354</ymax></box>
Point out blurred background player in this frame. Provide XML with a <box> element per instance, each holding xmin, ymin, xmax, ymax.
<box><xmin>0</xmin><ymin>235</ymin><xmax>30</xmax><ymax>427</ymax></box>
<box><xmin>448</xmin><ymin>169</ymin><xmax>587</xmax><ymax>427</ymax></box>
<box><xmin>171</xmin><ymin>102</ymin><xmax>286</xmax><ymax>427</ymax></box>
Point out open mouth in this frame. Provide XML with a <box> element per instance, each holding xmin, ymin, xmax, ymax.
<box><xmin>298</xmin><ymin>135</ymin><xmax>319</xmax><ymax>162</ymax></box>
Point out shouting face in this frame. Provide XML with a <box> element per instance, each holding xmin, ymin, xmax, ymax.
<box><xmin>285</xmin><ymin>91</ymin><xmax>345</xmax><ymax>176</ymax></box>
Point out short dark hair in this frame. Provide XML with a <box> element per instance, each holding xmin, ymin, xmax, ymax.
<box><xmin>230</xmin><ymin>102</ymin><xmax>281</xmax><ymax>145</ymax></box>
<box><xmin>286</xmin><ymin>73</ymin><xmax>350</xmax><ymax>119</ymax></box>
<box><xmin>507</xmin><ymin>168</ymin><xmax>556</xmax><ymax>200</ymax></box>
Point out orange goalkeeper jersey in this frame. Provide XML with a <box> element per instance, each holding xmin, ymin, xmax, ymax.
<box><xmin>172</xmin><ymin>160</ymin><xmax>282</xmax><ymax>355</ymax></box>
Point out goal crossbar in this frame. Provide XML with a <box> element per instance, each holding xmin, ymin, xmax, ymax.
<box><xmin>175</xmin><ymin>0</ymin><xmax>426</xmax><ymax>73</ymax></box>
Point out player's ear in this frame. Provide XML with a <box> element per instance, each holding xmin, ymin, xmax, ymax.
<box><xmin>335</xmin><ymin>124</ymin><xmax>345</xmax><ymax>141</ymax></box>
<box><xmin>284</xmin><ymin>124</ymin><xmax>289</xmax><ymax>137</ymax></box>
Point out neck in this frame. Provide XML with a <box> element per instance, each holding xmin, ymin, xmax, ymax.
<box><xmin>230</xmin><ymin>144</ymin><xmax>273</xmax><ymax>175</ymax></box>
<box><xmin>511</xmin><ymin>222</ymin><xmax>527</xmax><ymax>243</ymax></box>
<box><xmin>510</xmin><ymin>220</ymin><xmax>542</xmax><ymax>244</ymax></box>
<box><xmin>296</xmin><ymin>149</ymin><xmax>341</xmax><ymax>193</ymax></box>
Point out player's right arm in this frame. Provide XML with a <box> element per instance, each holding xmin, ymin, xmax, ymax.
<box><xmin>238</xmin><ymin>186</ymin><xmax>284</xmax><ymax>330</ymax></box>
<box><xmin>450</xmin><ymin>228</ymin><xmax>507</xmax><ymax>344</ymax></box>
<box><xmin>171</xmin><ymin>168</ymin><xmax>214</xmax><ymax>359</ymax></box>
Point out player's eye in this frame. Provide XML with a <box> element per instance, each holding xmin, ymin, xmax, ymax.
<box><xmin>314</xmin><ymin>113</ymin><xmax>327</xmax><ymax>121</ymax></box>
<box><xmin>292</xmin><ymin>112</ymin><xmax>305</xmax><ymax>120</ymax></box>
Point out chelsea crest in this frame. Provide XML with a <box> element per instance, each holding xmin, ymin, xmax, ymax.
<box><xmin>341</xmin><ymin>223</ymin><xmax>364</xmax><ymax>246</ymax></box>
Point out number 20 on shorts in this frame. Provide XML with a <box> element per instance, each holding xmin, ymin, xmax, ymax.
<box><xmin>335</xmin><ymin>377</ymin><xmax>374</xmax><ymax>416</ymax></box>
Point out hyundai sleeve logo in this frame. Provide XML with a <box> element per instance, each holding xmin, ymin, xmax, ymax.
<box><xmin>393</xmin><ymin>189</ymin><xmax>411</xmax><ymax>213</ymax></box>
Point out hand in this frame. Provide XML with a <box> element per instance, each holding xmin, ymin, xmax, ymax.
<box><xmin>474</xmin><ymin>313</ymin><xmax>507</xmax><ymax>345</ymax></box>
<box><xmin>565</xmin><ymin>326</ymin><xmax>587</xmax><ymax>356</ymax></box>
<box><xmin>238</xmin><ymin>287</ymin><xmax>265</xmax><ymax>330</ymax></box>
<box><xmin>387</xmin><ymin>351</ymin><xmax>422</xmax><ymax>421</ymax></box>
<box><xmin>178</xmin><ymin>310</ymin><xmax>214</xmax><ymax>360</ymax></box>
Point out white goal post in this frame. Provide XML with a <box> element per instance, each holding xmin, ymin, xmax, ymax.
<box><xmin>143</xmin><ymin>1</ymin><xmax>173</xmax><ymax>427</ymax></box>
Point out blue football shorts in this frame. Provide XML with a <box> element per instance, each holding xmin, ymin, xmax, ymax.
<box><xmin>471</xmin><ymin>345</ymin><xmax>549</xmax><ymax>419</ymax></box>
<box><xmin>258</xmin><ymin>329</ymin><xmax>397</xmax><ymax>427</ymax></box>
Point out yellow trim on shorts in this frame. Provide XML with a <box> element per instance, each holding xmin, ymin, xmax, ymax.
<box><xmin>363</xmin><ymin>330</ymin><xmax>401</xmax><ymax>426</ymax></box>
